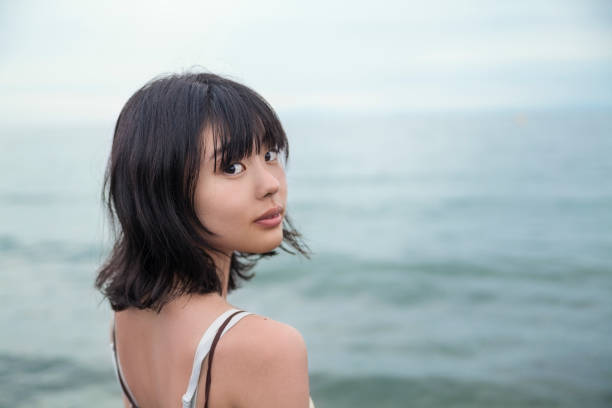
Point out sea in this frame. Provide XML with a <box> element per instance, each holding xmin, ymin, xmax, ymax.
<box><xmin>1</xmin><ymin>108</ymin><xmax>611</xmax><ymax>407</ymax></box>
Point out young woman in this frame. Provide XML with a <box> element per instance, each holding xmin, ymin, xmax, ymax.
<box><xmin>95</xmin><ymin>72</ymin><xmax>315</xmax><ymax>408</ymax></box>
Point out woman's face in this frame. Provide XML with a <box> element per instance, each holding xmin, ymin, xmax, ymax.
<box><xmin>194</xmin><ymin>127</ymin><xmax>287</xmax><ymax>255</ymax></box>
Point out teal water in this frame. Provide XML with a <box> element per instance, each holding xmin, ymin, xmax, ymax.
<box><xmin>1</xmin><ymin>109</ymin><xmax>611</xmax><ymax>407</ymax></box>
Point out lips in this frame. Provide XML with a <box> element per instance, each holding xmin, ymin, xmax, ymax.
<box><xmin>255</xmin><ymin>205</ymin><xmax>283</xmax><ymax>222</ymax></box>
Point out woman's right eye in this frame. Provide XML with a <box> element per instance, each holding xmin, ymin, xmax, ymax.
<box><xmin>223</xmin><ymin>163</ymin><xmax>245</xmax><ymax>175</ymax></box>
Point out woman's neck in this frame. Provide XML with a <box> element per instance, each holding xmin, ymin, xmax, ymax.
<box><xmin>206</xmin><ymin>249</ymin><xmax>231</xmax><ymax>300</ymax></box>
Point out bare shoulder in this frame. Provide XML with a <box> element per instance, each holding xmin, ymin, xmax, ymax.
<box><xmin>225</xmin><ymin>314</ymin><xmax>307</xmax><ymax>353</ymax></box>
<box><xmin>215</xmin><ymin>314</ymin><xmax>310</xmax><ymax>408</ymax></box>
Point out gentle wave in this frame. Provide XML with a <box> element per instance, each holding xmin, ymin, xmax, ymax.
<box><xmin>0</xmin><ymin>353</ymin><xmax>117</xmax><ymax>407</ymax></box>
<box><xmin>0</xmin><ymin>234</ymin><xmax>106</xmax><ymax>263</ymax></box>
<box><xmin>307</xmin><ymin>372</ymin><xmax>611</xmax><ymax>408</ymax></box>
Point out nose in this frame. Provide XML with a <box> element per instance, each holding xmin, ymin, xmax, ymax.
<box><xmin>254</xmin><ymin>158</ymin><xmax>281</xmax><ymax>199</ymax></box>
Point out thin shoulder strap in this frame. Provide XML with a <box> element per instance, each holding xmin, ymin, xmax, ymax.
<box><xmin>111</xmin><ymin>318</ymin><xmax>139</xmax><ymax>408</ymax></box>
<box><xmin>182</xmin><ymin>308</ymin><xmax>252</xmax><ymax>408</ymax></box>
<box><xmin>203</xmin><ymin>309</ymin><xmax>245</xmax><ymax>408</ymax></box>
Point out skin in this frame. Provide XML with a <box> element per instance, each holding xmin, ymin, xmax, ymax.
<box><xmin>113</xmin><ymin>126</ymin><xmax>310</xmax><ymax>408</ymax></box>
<box><xmin>195</xmin><ymin>125</ymin><xmax>288</xmax><ymax>299</ymax></box>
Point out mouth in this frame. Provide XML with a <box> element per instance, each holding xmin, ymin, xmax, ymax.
<box><xmin>254</xmin><ymin>206</ymin><xmax>284</xmax><ymax>227</ymax></box>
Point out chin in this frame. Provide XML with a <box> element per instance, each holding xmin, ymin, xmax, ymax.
<box><xmin>243</xmin><ymin>230</ymin><xmax>284</xmax><ymax>253</ymax></box>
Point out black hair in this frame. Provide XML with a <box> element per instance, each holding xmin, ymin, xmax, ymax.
<box><xmin>95</xmin><ymin>71</ymin><xmax>311</xmax><ymax>313</ymax></box>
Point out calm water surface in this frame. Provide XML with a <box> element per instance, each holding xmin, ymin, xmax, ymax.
<box><xmin>1</xmin><ymin>109</ymin><xmax>611</xmax><ymax>407</ymax></box>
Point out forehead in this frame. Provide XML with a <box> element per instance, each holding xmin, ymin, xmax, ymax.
<box><xmin>200</xmin><ymin>126</ymin><xmax>224</xmax><ymax>165</ymax></box>
<box><xmin>200</xmin><ymin>125</ymin><xmax>216</xmax><ymax>152</ymax></box>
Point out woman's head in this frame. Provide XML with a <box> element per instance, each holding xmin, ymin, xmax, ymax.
<box><xmin>95</xmin><ymin>71</ymin><xmax>310</xmax><ymax>312</ymax></box>
<box><xmin>195</xmin><ymin>123</ymin><xmax>287</xmax><ymax>255</ymax></box>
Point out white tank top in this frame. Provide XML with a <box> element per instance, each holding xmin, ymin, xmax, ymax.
<box><xmin>109</xmin><ymin>307</ymin><xmax>316</xmax><ymax>408</ymax></box>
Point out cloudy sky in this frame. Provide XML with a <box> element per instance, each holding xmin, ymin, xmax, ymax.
<box><xmin>1</xmin><ymin>0</ymin><xmax>611</xmax><ymax>124</ymax></box>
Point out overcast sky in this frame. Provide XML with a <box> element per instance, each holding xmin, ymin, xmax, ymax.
<box><xmin>1</xmin><ymin>0</ymin><xmax>611</xmax><ymax>125</ymax></box>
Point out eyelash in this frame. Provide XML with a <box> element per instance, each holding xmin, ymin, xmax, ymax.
<box><xmin>221</xmin><ymin>149</ymin><xmax>281</xmax><ymax>175</ymax></box>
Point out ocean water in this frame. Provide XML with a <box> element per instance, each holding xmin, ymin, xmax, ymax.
<box><xmin>1</xmin><ymin>109</ymin><xmax>611</xmax><ymax>407</ymax></box>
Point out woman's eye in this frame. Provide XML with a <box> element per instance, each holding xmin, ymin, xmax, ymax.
<box><xmin>265</xmin><ymin>150</ymin><xmax>279</xmax><ymax>162</ymax></box>
<box><xmin>223</xmin><ymin>163</ymin><xmax>245</xmax><ymax>175</ymax></box>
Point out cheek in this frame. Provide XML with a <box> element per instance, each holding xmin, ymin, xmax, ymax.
<box><xmin>195</xmin><ymin>180</ymin><xmax>247</xmax><ymax>230</ymax></box>
<box><xmin>277</xmin><ymin>168</ymin><xmax>288</xmax><ymax>196</ymax></box>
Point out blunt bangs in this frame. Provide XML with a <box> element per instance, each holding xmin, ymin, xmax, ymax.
<box><xmin>203</xmin><ymin>78</ymin><xmax>289</xmax><ymax>172</ymax></box>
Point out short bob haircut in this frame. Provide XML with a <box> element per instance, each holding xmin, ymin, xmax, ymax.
<box><xmin>95</xmin><ymin>71</ymin><xmax>311</xmax><ymax>313</ymax></box>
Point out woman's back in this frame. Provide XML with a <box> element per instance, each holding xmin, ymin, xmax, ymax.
<box><xmin>111</xmin><ymin>294</ymin><xmax>313</xmax><ymax>407</ymax></box>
